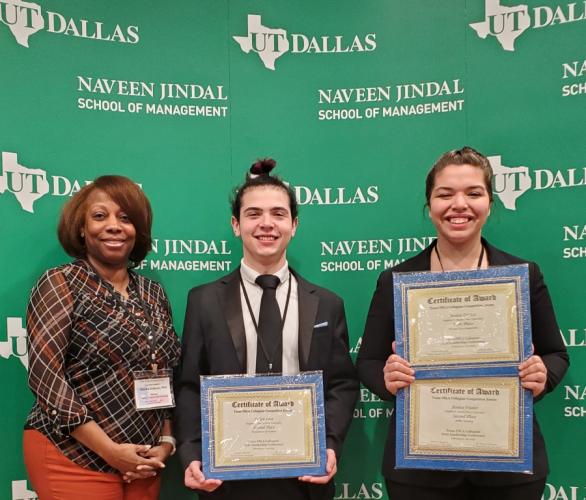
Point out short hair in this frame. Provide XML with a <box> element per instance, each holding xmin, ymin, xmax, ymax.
<box><xmin>230</xmin><ymin>158</ymin><xmax>298</xmax><ymax>221</ymax></box>
<box><xmin>425</xmin><ymin>146</ymin><xmax>494</xmax><ymax>205</ymax></box>
<box><xmin>58</xmin><ymin>175</ymin><xmax>153</xmax><ymax>266</ymax></box>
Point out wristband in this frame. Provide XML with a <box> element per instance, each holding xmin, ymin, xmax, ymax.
<box><xmin>158</xmin><ymin>435</ymin><xmax>176</xmax><ymax>456</ymax></box>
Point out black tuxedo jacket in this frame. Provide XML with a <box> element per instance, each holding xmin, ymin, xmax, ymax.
<box><xmin>174</xmin><ymin>268</ymin><xmax>359</xmax><ymax>491</ymax></box>
<box><xmin>356</xmin><ymin>240</ymin><xmax>569</xmax><ymax>487</ymax></box>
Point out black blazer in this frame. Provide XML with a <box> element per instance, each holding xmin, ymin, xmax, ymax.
<box><xmin>356</xmin><ymin>240</ymin><xmax>569</xmax><ymax>487</ymax></box>
<box><xmin>174</xmin><ymin>268</ymin><xmax>359</xmax><ymax>492</ymax></box>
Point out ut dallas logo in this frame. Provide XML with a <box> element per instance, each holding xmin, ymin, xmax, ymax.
<box><xmin>489</xmin><ymin>155</ymin><xmax>531</xmax><ymax>210</ymax></box>
<box><xmin>0</xmin><ymin>0</ymin><xmax>140</xmax><ymax>48</ymax></box>
<box><xmin>233</xmin><ymin>14</ymin><xmax>376</xmax><ymax>71</ymax></box>
<box><xmin>0</xmin><ymin>152</ymin><xmax>50</xmax><ymax>213</ymax></box>
<box><xmin>12</xmin><ymin>480</ymin><xmax>37</xmax><ymax>500</ymax></box>
<box><xmin>0</xmin><ymin>317</ymin><xmax>29</xmax><ymax>370</ymax></box>
<box><xmin>469</xmin><ymin>0</ymin><xmax>586</xmax><ymax>51</ymax></box>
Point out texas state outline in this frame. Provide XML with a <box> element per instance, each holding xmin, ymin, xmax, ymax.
<box><xmin>233</xmin><ymin>14</ymin><xmax>289</xmax><ymax>70</ymax></box>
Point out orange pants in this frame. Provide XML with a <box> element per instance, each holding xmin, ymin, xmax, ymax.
<box><xmin>23</xmin><ymin>430</ymin><xmax>161</xmax><ymax>500</ymax></box>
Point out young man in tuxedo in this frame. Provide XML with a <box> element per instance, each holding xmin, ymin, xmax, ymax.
<box><xmin>174</xmin><ymin>159</ymin><xmax>358</xmax><ymax>500</ymax></box>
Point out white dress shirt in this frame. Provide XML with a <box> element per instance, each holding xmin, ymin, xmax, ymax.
<box><xmin>239</xmin><ymin>260</ymin><xmax>300</xmax><ymax>375</ymax></box>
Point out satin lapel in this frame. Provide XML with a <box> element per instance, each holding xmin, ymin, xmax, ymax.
<box><xmin>221</xmin><ymin>270</ymin><xmax>247</xmax><ymax>370</ymax></box>
<box><xmin>295</xmin><ymin>274</ymin><xmax>319</xmax><ymax>370</ymax></box>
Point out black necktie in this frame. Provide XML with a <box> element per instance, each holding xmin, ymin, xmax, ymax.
<box><xmin>255</xmin><ymin>274</ymin><xmax>282</xmax><ymax>374</ymax></box>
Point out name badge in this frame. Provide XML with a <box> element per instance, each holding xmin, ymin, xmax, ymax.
<box><xmin>133</xmin><ymin>369</ymin><xmax>175</xmax><ymax>411</ymax></box>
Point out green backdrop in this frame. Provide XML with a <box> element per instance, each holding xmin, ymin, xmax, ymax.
<box><xmin>1</xmin><ymin>1</ymin><xmax>584</xmax><ymax>499</ymax></box>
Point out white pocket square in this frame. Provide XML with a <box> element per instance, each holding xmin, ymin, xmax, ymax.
<box><xmin>314</xmin><ymin>321</ymin><xmax>328</xmax><ymax>329</ymax></box>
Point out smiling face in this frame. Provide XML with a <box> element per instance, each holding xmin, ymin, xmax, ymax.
<box><xmin>231</xmin><ymin>185</ymin><xmax>298</xmax><ymax>273</ymax></box>
<box><xmin>82</xmin><ymin>189</ymin><xmax>136</xmax><ymax>271</ymax></box>
<box><xmin>429</xmin><ymin>164</ymin><xmax>491</xmax><ymax>247</ymax></box>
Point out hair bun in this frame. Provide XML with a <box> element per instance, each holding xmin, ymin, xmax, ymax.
<box><xmin>250</xmin><ymin>158</ymin><xmax>276</xmax><ymax>176</ymax></box>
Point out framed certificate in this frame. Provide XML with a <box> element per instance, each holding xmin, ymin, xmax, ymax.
<box><xmin>393</xmin><ymin>264</ymin><xmax>533</xmax><ymax>472</ymax></box>
<box><xmin>200</xmin><ymin>371</ymin><xmax>327</xmax><ymax>480</ymax></box>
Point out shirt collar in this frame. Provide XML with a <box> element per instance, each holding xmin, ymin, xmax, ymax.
<box><xmin>240</xmin><ymin>259</ymin><xmax>290</xmax><ymax>287</ymax></box>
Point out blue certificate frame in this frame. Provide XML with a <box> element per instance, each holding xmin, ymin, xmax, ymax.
<box><xmin>201</xmin><ymin>371</ymin><xmax>327</xmax><ymax>480</ymax></box>
<box><xmin>393</xmin><ymin>264</ymin><xmax>533</xmax><ymax>472</ymax></box>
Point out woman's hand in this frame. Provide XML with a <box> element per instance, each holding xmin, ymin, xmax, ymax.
<box><xmin>383</xmin><ymin>341</ymin><xmax>415</xmax><ymax>396</ymax></box>
<box><xmin>140</xmin><ymin>443</ymin><xmax>173</xmax><ymax>462</ymax></box>
<box><xmin>71</xmin><ymin>421</ymin><xmax>165</xmax><ymax>477</ymax></box>
<box><xmin>102</xmin><ymin>442</ymin><xmax>165</xmax><ymax>475</ymax></box>
<box><xmin>519</xmin><ymin>353</ymin><xmax>547</xmax><ymax>397</ymax></box>
<box><xmin>122</xmin><ymin>444</ymin><xmax>172</xmax><ymax>482</ymax></box>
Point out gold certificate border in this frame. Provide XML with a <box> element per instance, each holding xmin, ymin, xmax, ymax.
<box><xmin>402</xmin><ymin>277</ymin><xmax>523</xmax><ymax>366</ymax></box>
<box><xmin>208</xmin><ymin>384</ymin><xmax>319</xmax><ymax>471</ymax></box>
<box><xmin>407</xmin><ymin>377</ymin><xmax>523</xmax><ymax>461</ymax></box>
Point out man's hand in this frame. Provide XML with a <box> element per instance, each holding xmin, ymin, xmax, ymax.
<box><xmin>184</xmin><ymin>460</ymin><xmax>223</xmax><ymax>492</ymax></box>
<box><xmin>298</xmin><ymin>448</ymin><xmax>337</xmax><ymax>484</ymax></box>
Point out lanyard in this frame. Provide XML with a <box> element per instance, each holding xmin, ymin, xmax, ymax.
<box><xmin>84</xmin><ymin>261</ymin><xmax>160</xmax><ymax>372</ymax></box>
<box><xmin>93</xmin><ymin>272</ymin><xmax>160</xmax><ymax>373</ymax></box>
<box><xmin>434</xmin><ymin>242</ymin><xmax>486</xmax><ymax>271</ymax></box>
<box><xmin>135</xmin><ymin>291</ymin><xmax>159</xmax><ymax>373</ymax></box>
<box><xmin>239</xmin><ymin>272</ymin><xmax>292</xmax><ymax>373</ymax></box>
<box><xmin>116</xmin><ymin>286</ymin><xmax>159</xmax><ymax>373</ymax></box>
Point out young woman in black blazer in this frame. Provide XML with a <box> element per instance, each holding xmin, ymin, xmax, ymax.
<box><xmin>357</xmin><ymin>147</ymin><xmax>569</xmax><ymax>500</ymax></box>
